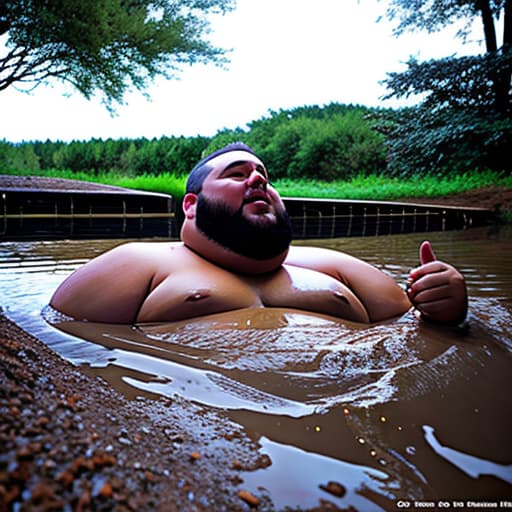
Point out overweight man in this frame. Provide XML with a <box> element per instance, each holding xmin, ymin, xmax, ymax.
<box><xmin>50</xmin><ymin>143</ymin><xmax>468</xmax><ymax>326</ymax></box>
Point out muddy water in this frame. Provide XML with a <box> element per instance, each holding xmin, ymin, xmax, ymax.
<box><xmin>1</xmin><ymin>226</ymin><xmax>512</xmax><ymax>510</ymax></box>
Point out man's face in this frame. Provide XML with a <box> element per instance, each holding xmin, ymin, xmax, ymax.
<box><xmin>194</xmin><ymin>151</ymin><xmax>292</xmax><ymax>260</ymax></box>
<box><xmin>199</xmin><ymin>150</ymin><xmax>285</xmax><ymax>222</ymax></box>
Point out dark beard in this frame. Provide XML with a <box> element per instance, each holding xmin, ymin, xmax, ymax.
<box><xmin>195</xmin><ymin>194</ymin><xmax>293</xmax><ymax>261</ymax></box>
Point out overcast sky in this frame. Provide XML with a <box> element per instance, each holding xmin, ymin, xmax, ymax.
<box><xmin>0</xmin><ymin>0</ymin><xmax>484</xmax><ymax>143</ymax></box>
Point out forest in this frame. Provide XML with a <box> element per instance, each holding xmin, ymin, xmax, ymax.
<box><xmin>0</xmin><ymin>103</ymin><xmax>385</xmax><ymax>182</ymax></box>
<box><xmin>1</xmin><ymin>101</ymin><xmax>509</xmax><ymax>187</ymax></box>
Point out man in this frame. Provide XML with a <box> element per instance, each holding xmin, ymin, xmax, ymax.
<box><xmin>50</xmin><ymin>143</ymin><xmax>468</xmax><ymax>326</ymax></box>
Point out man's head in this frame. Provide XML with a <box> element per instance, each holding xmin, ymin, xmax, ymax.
<box><xmin>181</xmin><ymin>143</ymin><xmax>292</xmax><ymax>273</ymax></box>
<box><xmin>186</xmin><ymin>142</ymin><xmax>257</xmax><ymax>195</ymax></box>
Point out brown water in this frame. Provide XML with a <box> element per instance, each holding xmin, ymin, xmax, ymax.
<box><xmin>1</xmin><ymin>226</ymin><xmax>511</xmax><ymax>510</ymax></box>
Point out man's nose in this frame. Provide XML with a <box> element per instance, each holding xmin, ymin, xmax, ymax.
<box><xmin>246</xmin><ymin>169</ymin><xmax>268</xmax><ymax>188</ymax></box>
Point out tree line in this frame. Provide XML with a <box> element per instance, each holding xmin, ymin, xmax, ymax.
<box><xmin>0</xmin><ymin>104</ymin><xmax>386</xmax><ymax>181</ymax></box>
<box><xmin>1</xmin><ymin>101</ymin><xmax>509</xmax><ymax>182</ymax></box>
<box><xmin>2</xmin><ymin>1</ymin><xmax>510</xmax><ymax>178</ymax></box>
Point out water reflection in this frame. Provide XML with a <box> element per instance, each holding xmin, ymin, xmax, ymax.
<box><xmin>1</xmin><ymin>227</ymin><xmax>512</xmax><ymax>509</ymax></box>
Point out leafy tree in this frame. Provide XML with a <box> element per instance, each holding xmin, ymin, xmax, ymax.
<box><xmin>199</xmin><ymin>105</ymin><xmax>387</xmax><ymax>180</ymax></box>
<box><xmin>378</xmin><ymin>0</ymin><xmax>512</xmax><ymax>174</ymax></box>
<box><xmin>0</xmin><ymin>140</ymin><xmax>40</xmax><ymax>170</ymax></box>
<box><xmin>202</xmin><ymin>128</ymin><xmax>248</xmax><ymax>155</ymax></box>
<box><xmin>0</xmin><ymin>103</ymin><xmax>389</xmax><ymax>179</ymax></box>
<box><xmin>0</xmin><ymin>0</ymin><xmax>234</xmax><ymax>109</ymax></box>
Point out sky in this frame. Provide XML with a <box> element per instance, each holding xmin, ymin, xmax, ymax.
<box><xmin>0</xmin><ymin>0</ymin><xmax>485</xmax><ymax>143</ymax></box>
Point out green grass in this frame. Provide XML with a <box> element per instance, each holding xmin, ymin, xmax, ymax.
<box><xmin>0</xmin><ymin>168</ymin><xmax>188</xmax><ymax>200</ymax></box>
<box><xmin>2</xmin><ymin>167</ymin><xmax>510</xmax><ymax>213</ymax></box>
<box><xmin>109</xmin><ymin>173</ymin><xmax>187</xmax><ymax>199</ymax></box>
<box><xmin>274</xmin><ymin>170</ymin><xmax>512</xmax><ymax>200</ymax></box>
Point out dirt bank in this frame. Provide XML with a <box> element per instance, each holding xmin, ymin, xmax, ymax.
<box><xmin>398</xmin><ymin>185</ymin><xmax>512</xmax><ymax>213</ymax></box>
<box><xmin>0</xmin><ymin>313</ymin><xmax>274</xmax><ymax>511</ymax></box>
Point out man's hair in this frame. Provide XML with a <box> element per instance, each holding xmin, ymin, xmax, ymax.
<box><xmin>186</xmin><ymin>142</ymin><xmax>256</xmax><ymax>194</ymax></box>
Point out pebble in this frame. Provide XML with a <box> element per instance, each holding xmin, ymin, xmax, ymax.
<box><xmin>190</xmin><ymin>451</ymin><xmax>201</xmax><ymax>461</ymax></box>
<box><xmin>238</xmin><ymin>489</ymin><xmax>260</xmax><ymax>508</ymax></box>
<box><xmin>319</xmin><ymin>480</ymin><xmax>346</xmax><ymax>498</ymax></box>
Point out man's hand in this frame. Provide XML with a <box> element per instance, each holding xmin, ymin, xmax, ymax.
<box><xmin>408</xmin><ymin>241</ymin><xmax>468</xmax><ymax>325</ymax></box>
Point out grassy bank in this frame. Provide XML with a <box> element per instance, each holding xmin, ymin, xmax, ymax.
<box><xmin>2</xmin><ymin>168</ymin><xmax>510</xmax><ymax>203</ymax></box>
<box><xmin>274</xmin><ymin>171</ymin><xmax>512</xmax><ymax>201</ymax></box>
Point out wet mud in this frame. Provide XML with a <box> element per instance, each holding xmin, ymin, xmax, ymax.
<box><xmin>0</xmin><ymin>313</ymin><xmax>275</xmax><ymax>511</ymax></box>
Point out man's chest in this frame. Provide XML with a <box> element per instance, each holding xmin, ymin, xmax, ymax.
<box><xmin>253</xmin><ymin>265</ymin><xmax>368</xmax><ymax>321</ymax></box>
<box><xmin>137</xmin><ymin>264</ymin><xmax>368</xmax><ymax>323</ymax></box>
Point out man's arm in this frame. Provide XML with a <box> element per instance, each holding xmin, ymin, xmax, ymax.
<box><xmin>285</xmin><ymin>246</ymin><xmax>411</xmax><ymax>322</ymax></box>
<box><xmin>50</xmin><ymin>243</ymin><xmax>156</xmax><ymax>324</ymax></box>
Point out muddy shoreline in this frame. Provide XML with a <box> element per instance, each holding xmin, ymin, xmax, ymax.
<box><xmin>0</xmin><ymin>312</ymin><xmax>275</xmax><ymax>511</ymax></box>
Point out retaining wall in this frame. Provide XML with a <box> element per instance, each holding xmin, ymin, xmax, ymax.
<box><xmin>0</xmin><ymin>188</ymin><xmax>496</xmax><ymax>241</ymax></box>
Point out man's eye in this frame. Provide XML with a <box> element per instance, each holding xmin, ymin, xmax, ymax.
<box><xmin>227</xmin><ymin>171</ymin><xmax>246</xmax><ymax>179</ymax></box>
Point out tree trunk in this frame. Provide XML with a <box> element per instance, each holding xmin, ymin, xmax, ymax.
<box><xmin>504</xmin><ymin>0</ymin><xmax>512</xmax><ymax>48</ymax></box>
<box><xmin>498</xmin><ymin>0</ymin><xmax>512</xmax><ymax>116</ymax></box>
<box><xmin>478</xmin><ymin>0</ymin><xmax>511</xmax><ymax>115</ymax></box>
<box><xmin>478</xmin><ymin>0</ymin><xmax>498</xmax><ymax>51</ymax></box>
<box><xmin>0</xmin><ymin>4</ymin><xmax>9</xmax><ymax>37</ymax></box>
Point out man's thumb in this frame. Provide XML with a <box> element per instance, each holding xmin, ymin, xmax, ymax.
<box><xmin>420</xmin><ymin>240</ymin><xmax>436</xmax><ymax>264</ymax></box>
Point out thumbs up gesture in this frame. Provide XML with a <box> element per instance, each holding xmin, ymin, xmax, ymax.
<box><xmin>408</xmin><ymin>241</ymin><xmax>468</xmax><ymax>325</ymax></box>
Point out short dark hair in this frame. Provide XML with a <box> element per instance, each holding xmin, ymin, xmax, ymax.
<box><xmin>186</xmin><ymin>142</ymin><xmax>256</xmax><ymax>194</ymax></box>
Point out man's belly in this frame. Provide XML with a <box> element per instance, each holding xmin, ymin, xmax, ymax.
<box><xmin>136</xmin><ymin>265</ymin><xmax>369</xmax><ymax>324</ymax></box>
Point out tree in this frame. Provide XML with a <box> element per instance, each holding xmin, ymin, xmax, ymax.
<box><xmin>247</xmin><ymin>105</ymin><xmax>387</xmax><ymax>180</ymax></box>
<box><xmin>0</xmin><ymin>0</ymin><xmax>234</xmax><ymax>109</ymax></box>
<box><xmin>378</xmin><ymin>0</ymin><xmax>512</xmax><ymax>174</ymax></box>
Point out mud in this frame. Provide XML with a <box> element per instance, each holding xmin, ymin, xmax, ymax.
<box><xmin>0</xmin><ymin>313</ymin><xmax>275</xmax><ymax>511</ymax></box>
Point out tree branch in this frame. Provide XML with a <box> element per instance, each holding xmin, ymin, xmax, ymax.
<box><xmin>0</xmin><ymin>44</ymin><xmax>70</xmax><ymax>92</ymax></box>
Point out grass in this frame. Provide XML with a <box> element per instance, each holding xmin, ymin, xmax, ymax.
<box><xmin>274</xmin><ymin>170</ymin><xmax>512</xmax><ymax>200</ymax></box>
<box><xmin>109</xmin><ymin>173</ymin><xmax>187</xmax><ymax>198</ymax></box>
<box><xmin>2</xmin><ymin>167</ymin><xmax>510</xmax><ymax>206</ymax></box>
<box><xmin>0</xmin><ymin>168</ymin><xmax>188</xmax><ymax>199</ymax></box>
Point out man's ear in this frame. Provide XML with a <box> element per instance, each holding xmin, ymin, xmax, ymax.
<box><xmin>182</xmin><ymin>193</ymin><xmax>198</xmax><ymax>219</ymax></box>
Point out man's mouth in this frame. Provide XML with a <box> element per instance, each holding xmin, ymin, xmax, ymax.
<box><xmin>243</xmin><ymin>189</ymin><xmax>270</xmax><ymax>204</ymax></box>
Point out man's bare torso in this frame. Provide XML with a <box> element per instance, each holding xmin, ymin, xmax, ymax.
<box><xmin>136</xmin><ymin>243</ymin><xmax>369</xmax><ymax>323</ymax></box>
<box><xmin>50</xmin><ymin>241</ymin><xmax>413</xmax><ymax>325</ymax></box>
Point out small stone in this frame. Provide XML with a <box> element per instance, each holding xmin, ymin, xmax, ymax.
<box><xmin>92</xmin><ymin>453</ymin><xmax>116</xmax><ymax>468</ymax></box>
<box><xmin>319</xmin><ymin>480</ymin><xmax>346</xmax><ymax>498</ymax></box>
<box><xmin>36</xmin><ymin>416</ymin><xmax>50</xmax><ymax>427</ymax></box>
<box><xmin>144</xmin><ymin>470</ymin><xmax>157</xmax><ymax>482</ymax></box>
<box><xmin>56</xmin><ymin>470</ymin><xmax>74</xmax><ymax>487</ymax></box>
<box><xmin>238</xmin><ymin>490</ymin><xmax>260</xmax><ymax>508</ymax></box>
<box><xmin>189</xmin><ymin>451</ymin><xmax>201</xmax><ymax>461</ymax></box>
<box><xmin>98</xmin><ymin>482</ymin><xmax>113</xmax><ymax>498</ymax></box>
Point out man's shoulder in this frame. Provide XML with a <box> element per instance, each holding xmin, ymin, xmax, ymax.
<box><xmin>286</xmin><ymin>244</ymin><xmax>340</xmax><ymax>261</ymax></box>
<box><xmin>285</xmin><ymin>244</ymin><xmax>365</xmax><ymax>281</ymax></box>
<box><xmin>115</xmin><ymin>240</ymin><xmax>184</xmax><ymax>253</ymax></box>
<box><xmin>99</xmin><ymin>241</ymin><xmax>186</xmax><ymax>265</ymax></box>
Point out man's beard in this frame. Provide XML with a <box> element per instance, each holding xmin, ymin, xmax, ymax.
<box><xmin>195</xmin><ymin>194</ymin><xmax>293</xmax><ymax>260</ymax></box>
